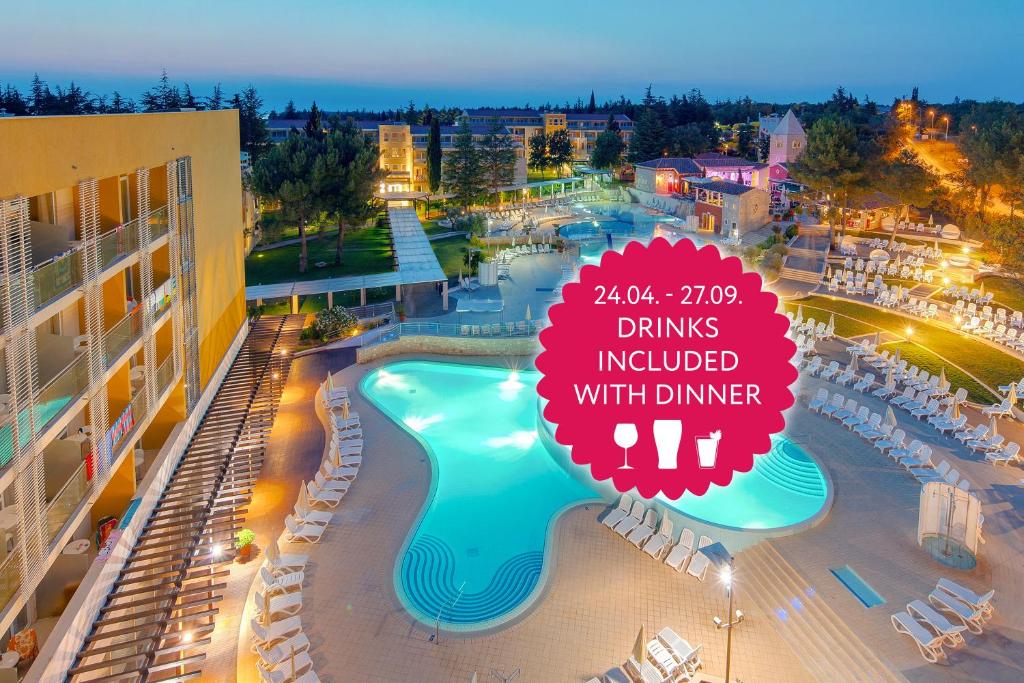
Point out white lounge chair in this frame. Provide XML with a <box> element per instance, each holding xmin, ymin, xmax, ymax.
<box><xmin>253</xmin><ymin>589</ymin><xmax>303</xmax><ymax>620</ymax></box>
<box><xmin>641</xmin><ymin>517</ymin><xmax>674</xmax><ymax>559</ymax></box>
<box><xmin>313</xmin><ymin>471</ymin><xmax>351</xmax><ymax>493</ymax></box>
<box><xmin>306</xmin><ymin>481</ymin><xmax>344</xmax><ymax>508</ymax></box>
<box><xmin>891</xmin><ymin>611</ymin><xmax>946</xmax><ymax>663</ymax></box>
<box><xmin>257</xmin><ymin>651</ymin><xmax>316</xmax><ymax>683</ymax></box>
<box><xmin>928</xmin><ymin>588</ymin><xmax>987</xmax><ymax>634</ymax></box>
<box><xmin>612</xmin><ymin>501</ymin><xmax>646</xmax><ymax>536</ymax></box>
<box><xmin>936</xmin><ymin>578</ymin><xmax>995</xmax><ymax>618</ymax></box>
<box><xmin>250</xmin><ymin>615</ymin><xmax>302</xmax><ymax>647</ymax></box>
<box><xmin>907</xmin><ymin>600</ymin><xmax>967</xmax><ymax>648</ymax></box>
<box><xmin>259</xmin><ymin>566</ymin><xmax>304</xmax><ymax>595</ymax></box>
<box><xmin>624</xmin><ymin>509</ymin><xmax>657</xmax><ymax>543</ymax></box>
<box><xmin>284</xmin><ymin>516</ymin><xmax>325</xmax><ymax>543</ymax></box>
<box><xmin>685</xmin><ymin>552</ymin><xmax>711</xmax><ymax>581</ymax></box>
<box><xmin>656</xmin><ymin>627</ymin><xmax>704</xmax><ymax>677</ymax></box>
<box><xmin>985</xmin><ymin>441</ymin><xmax>1022</xmax><ymax>465</ymax></box>
<box><xmin>256</xmin><ymin>632</ymin><xmax>311</xmax><ymax>667</ymax></box>
<box><xmin>601</xmin><ymin>494</ymin><xmax>633</xmax><ymax>529</ymax></box>
<box><xmin>263</xmin><ymin>544</ymin><xmax>308</xmax><ymax>578</ymax></box>
<box><xmin>664</xmin><ymin>528</ymin><xmax>694</xmax><ymax>571</ymax></box>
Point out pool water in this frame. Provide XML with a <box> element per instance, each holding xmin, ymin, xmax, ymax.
<box><xmin>362</xmin><ymin>360</ymin><xmax>828</xmax><ymax>630</ymax></box>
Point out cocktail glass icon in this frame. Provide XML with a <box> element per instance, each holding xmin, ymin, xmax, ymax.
<box><xmin>653</xmin><ymin>419</ymin><xmax>683</xmax><ymax>470</ymax></box>
<box><xmin>696</xmin><ymin>430</ymin><xmax>723</xmax><ymax>469</ymax></box>
<box><xmin>613</xmin><ymin>423</ymin><xmax>639</xmax><ymax>470</ymax></box>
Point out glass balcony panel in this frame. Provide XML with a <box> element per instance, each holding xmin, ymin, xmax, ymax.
<box><xmin>0</xmin><ymin>547</ymin><xmax>23</xmax><ymax>610</ymax></box>
<box><xmin>148</xmin><ymin>206</ymin><xmax>169</xmax><ymax>240</ymax></box>
<box><xmin>33</xmin><ymin>250</ymin><xmax>83</xmax><ymax>309</ymax></box>
<box><xmin>46</xmin><ymin>462</ymin><xmax>91</xmax><ymax>542</ymax></box>
<box><xmin>0</xmin><ymin>353</ymin><xmax>90</xmax><ymax>470</ymax></box>
<box><xmin>156</xmin><ymin>355</ymin><xmax>176</xmax><ymax>394</ymax></box>
<box><xmin>103</xmin><ymin>309</ymin><xmax>144</xmax><ymax>367</ymax></box>
<box><xmin>99</xmin><ymin>224</ymin><xmax>139</xmax><ymax>271</ymax></box>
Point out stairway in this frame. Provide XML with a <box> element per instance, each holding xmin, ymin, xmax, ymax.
<box><xmin>739</xmin><ymin>543</ymin><xmax>906</xmax><ymax>683</ymax></box>
<box><xmin>779</xmin><ymin>266</ymin><xmax>824</xmax><ymax>284</ymax></box>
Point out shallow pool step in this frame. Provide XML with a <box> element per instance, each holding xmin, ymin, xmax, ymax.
<box><xmin>740</xmin><ymin>543</ymin><xmax>906</xmax><ymax>683</ymax></box>
<box><xmin>402</xmin><ymin>534</ymin><xmax>543</xmax><ymax>625</ymax></box>
<box><xmin>754</xmin><ymin>445</ymin><xmax>827</xmax><ymax>498</ymax></box>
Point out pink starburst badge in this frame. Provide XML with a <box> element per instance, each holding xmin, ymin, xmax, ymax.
<box><xmin>536</xmin><ymin>238</ymin><xmax>797</xmax><ymax>499</ymax></box>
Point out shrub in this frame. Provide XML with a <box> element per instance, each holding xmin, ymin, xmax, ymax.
<box><xmin>784</xmin><ymin>223</ymin><xmax>799</xmax><ymax>240</ymax></box>
<box><xmin>235</xmin><ymin>528</ymin><xmax>256</xmax><ymax>550</ymax></box>
<box><xmin>309</xmin><ymin>305</ymin><xmax>358</xmax><ymax>340</ymax></box>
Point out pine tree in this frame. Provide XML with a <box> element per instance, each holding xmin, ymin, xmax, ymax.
<box><xmin>528</xmin><ymin>132</ymin><xmax>550</xmax><ymax>178</ymax></box>
<box><xmin>442</xmin><ymin>119</ymin><xmax>485</xmax><ymax>209</ymax></box>
<box><xmin>207</xmin><ymin>84</ymin><xmax>224</xmax><ymax>110</ymax></box>
<box><xmin>627</xmin><ymin>108</ymin><xmax>668</xmax><ymax>162</ymax></box>
<box><xmin>182</xmin><ymin>84</ymin><xmax>199</xmax><ymax>109</ymax></box>
<box><xmin>547</xmin><ymin>129</ymin><xmax>574</xmax><ymax>177</ymax></box>
<box><xmin>305</xmin><ymin>101</ymin><xmax>323</xmax><ymax>138</ymax></box>
<box><xmin>427</xmin><ymin>118</ymin><xmax>442</xmax><ymax>194</ymax></box>
<box><xmin>479</xmin><ymin>123</ymin><xmax>517</xmax><ymax>200</ymax></box>
<box><xmin>404</xmin><ymin>100</ymin><xmax>418</xmax><ymax>125</ymax></box>
<box><xmin>283</xmin><ymin>100</ymin><xmax>298</xmax><ymax>118</ymax></box>
<box><xmin>320</xmin><ymin>120</ymin><xmax>384</xmax><ymax>265</ymax></box>
<box><xmin>587</xmin><ymin>90</ymin><xmax>596</xmax><ymax>114</ymax></box>
<box><xmin>590</xmin><ymin>128</ymin><xmax>624</xmax><ymax>169</ymax></box>
<box><xmin>236</xmin><ymin>86</ymin><xmax>270</xmax><ymax>160</ymax></box>
<box><xmin>30</xmin><ymin>74</ymin><xmax>50</xmax><ymax>115</ymax></box>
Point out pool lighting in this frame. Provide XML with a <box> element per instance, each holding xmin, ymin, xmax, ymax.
<box><xmin>943</xmin><ymin>276</ymin><xmax>950</xmax><ymax>285</ymax></box>
<box><xmin>182</xmin><ymin>631</ymin><xmax>194</xmax><ymax>643</ymax></box>
<box><xmin>962</xmin><ymin>246</ymin><xmax>971</xmax><ymax>254</ymax></box>
<box><xmin>499</xmin><ymin>370</ymin><xmax>525</xmax><ymax>397</ymax></box>
<box><xmin>375</xmin><ymin>368</ymin><xmax>408</xmax><ymax>389</ymax></box>
<box><xmin>280</xmin><ymin>348</ymin><xmax>288</xmax><ymax>356</ymax></box>
<box><xmin>404</xmin><ymin>414</ymin><xmax>443</xmax><ymax>431</ymax></box>
<box><xmin>954</xmin><ymin>315</ymin><xmax>962</xmax><ymax>325</ymax></box>
<box><xmin>484</xmin><ymin>430</ymin><xmax>538</xmax><ymax>450</ymax></box>
<box><xmin>905</xmin><ymin>326</ymin><xmax>914</xmax><ymax>337</ymax></box>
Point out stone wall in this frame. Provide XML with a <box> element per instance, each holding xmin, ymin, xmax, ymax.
<box><xmin>356</xmin><ymin>334</ymin><xmax>539</xmax><ymax>363</ymax></box>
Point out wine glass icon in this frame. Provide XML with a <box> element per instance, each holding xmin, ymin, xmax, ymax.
<box><xmin>613</xmin><ymin>423</ymin><xmax>639</xmax><ymax>470</ymax></box>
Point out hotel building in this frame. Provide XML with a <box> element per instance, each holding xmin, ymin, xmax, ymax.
<box><xmin>267</xmin><ymin>119</ymin><xmax>530</xmax><ymax>195</ymax></box>
<box><xmin>0</xmin><ymin>111</ymin><xmax>247</xmax><ymax>675</ymax></box>
<box><xmin>464</xmin><ymin>108</ymin><xmax>634</xmax><ymax>162</ymax></box>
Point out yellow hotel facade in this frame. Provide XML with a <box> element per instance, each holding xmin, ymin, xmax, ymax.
<box><xmin>0</xmin><ymin>110</ymin><xmax>247</xmax><ymax>673</ymax></box>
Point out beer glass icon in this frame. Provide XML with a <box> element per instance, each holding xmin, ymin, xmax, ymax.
<box><xmin>653</xmin><ymin>419</ymin><xmax>683</xmax><ymax>470</ymax></box>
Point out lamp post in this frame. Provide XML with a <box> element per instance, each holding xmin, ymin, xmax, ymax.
<box><xmin>928</xmin><ymin>109</ymin><xmax>936</xmax><ymax>129</ymax></box>
<box><xmin>943</xmin><ymin>116</ymin><xmax>950</xmax><ymax>140</ymax></box>
<box><xmin>714</xmin><ymin>557</ymin><xmax>744</xmax><ymax>681</ymax></box>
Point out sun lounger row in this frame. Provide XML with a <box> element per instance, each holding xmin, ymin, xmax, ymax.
<box><xmin>945</xmin><ymin>285</ymin><xmax>996</xmax><ymax>306</ymax></box>
<box><xmin>891</xmin><ymin>577</ymin><xmax>995</xmax><ymax>663</ymax></box>
<box><xmin>251</xmin><ymin>541</ymin><xmax>321</xmax><ymax>683</ymax></box>
<box><xmin>590</xmin><ymin>626</ymin><xmax>703</xmax><ymax>683</ymax></box>
<box><xmin>601</xmin><ymin>495</ymin><xmax>718</xmax><ymax>582</ymax></box>
<box><xmin>459</xmin><ymin>321</ymin><xmax>536</xmax><ymax>337</ymax></box>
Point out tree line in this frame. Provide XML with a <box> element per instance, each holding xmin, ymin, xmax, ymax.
<box><xmin>1</xmin><ymin>71</ymin><xmax>270</xmax><ymax>159</ymax></box>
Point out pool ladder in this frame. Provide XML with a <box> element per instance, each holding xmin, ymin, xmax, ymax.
<box><xmin>430</xmin><ymin>580</ymin><xmax>466</xmax><ymax>645</ymax></box>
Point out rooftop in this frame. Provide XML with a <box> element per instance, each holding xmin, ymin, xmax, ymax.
<box><xmin>634</xmin><ymin>157</ymin><xmax>703</xmax><ymax>174</ymax></box>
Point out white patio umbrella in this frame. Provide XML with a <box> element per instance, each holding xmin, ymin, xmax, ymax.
<box><xmin>340</xmin><ymin>400</ymin><xmax>350</xmax><ymax>420</ymax></box>
<box><xmin>632</xmin><ymin>624</ymin><xmax>647</xmax><ymax>663</ymax></box>
<box><xmin>849</xmin><ymin>355</ymin><xmax>859</xmax><ymax>372</ymax></box>
<box><xmin>873</xmin><ymin>331</ymin><xmax>882</xmax><ymax>346</ymax></box>
<box><xmin>928</xmin><ymin>213</ymin><xmax>934</xmax><ymax>226</ymax></box>
<box><xmin>885</xmin><ymin>365</ymin><xmax>895</xmax><ymax>388</ymax></box>
<box><xmin>828</xmin><ymin>313</ymin><xmax>835</xmax><ymax>330</ymax></box>
<box><xmin>261</xmin><ymin>588</ymin><xmax>272</xmax><ymax>627</ymax></box>
<box><xmin>939</xmin><ymin>366</ymin><xmax>947</xmax><ymax>389</ymax></box>
<box><xmin>1009</xmin><ymin>382</ymin><xmax>1018</xmax><ymax>406</ymax></box>
<box><xmin>297</xmin><ymin>483</ymin><xmax>311</xmax><ymax>512</ymax></box>
<box><xmin>990</xmin><ymin>415</ymin><xmax>999</xmax><ymax>437</ymax></box>
<box><xmin>524</xmin><ymin>304</ymin><xmax>532</xmax><ymax>321</ymax></box>
<box><xmin>953</xmin><ymin>401</ymin><xmax>961</xmax><ymax>420</ymax></box>
<box><xmin>885</xmin><ymin>406</ymin><xmax>897</xmax><ymax>426</ymax></box>
<box><xmin>979</xmin><ymin>281</ymin><xmax>986</xmax><ymax>297</ymax></box>
<box><xmin>892</xmin><ymin>347</ymin><xmax>901</xmax><ymax>366</ymax></box>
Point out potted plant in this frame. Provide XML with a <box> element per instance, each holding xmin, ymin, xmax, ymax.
<box><xmin>235</xmin><ymin>528</ymin><xmax>256</xmax><ymax>561</ymax></box>
<box><xmin>396</xmin><ymin>302</ymin><xmax>406</xmax><ymax>322</ymax></box>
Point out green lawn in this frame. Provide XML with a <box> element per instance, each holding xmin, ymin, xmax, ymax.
<box><xmin>246</xmin><ymin>225</ymin><xmax>394</xmax><ymax>285</ymax></box>
<box><xmin>785</xmin><ymin>295</ymin><xmax>1024</xmax><ymax>403</ymax></box>
<box><xmin>977</xmin><ymin>276</ymin><xmax>1024</xmax><ymax>312</ymax></box>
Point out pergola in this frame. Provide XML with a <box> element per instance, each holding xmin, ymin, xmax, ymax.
<box><xmin>246</xmin><ymin>207</ymin><xmax>449</xmax><ymax>312</ymax></box>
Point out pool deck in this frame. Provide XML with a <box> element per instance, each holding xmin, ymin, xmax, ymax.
<box><xmin>227</xmin><ymin>352</ymin><xmax>817</xmax><ymax>682</ymax></box>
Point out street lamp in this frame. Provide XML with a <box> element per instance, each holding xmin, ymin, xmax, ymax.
<box><xmin>928</xmin><ymin>109</ymin><xmax>936</xmax><ymax>129</ymax></box>
<box><xmin>714</xmin><ymin>558</ymin><xmax>744</xmax><ymax>682</ymax></box>
<box><xmin>942</xmin><ymin>115</ymin><xmax>950</xmax><ymax>140</ymax></box>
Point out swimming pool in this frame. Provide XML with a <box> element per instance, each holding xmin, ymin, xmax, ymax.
<box><xmin>361</xmin><ymin>361</ymin><xmax>828</xmax><ymax>630</ymax></box>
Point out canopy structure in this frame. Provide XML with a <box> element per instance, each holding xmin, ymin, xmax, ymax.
<box><xmin>246</xmin><ymin>207</ymin><xmax>447</xmax><ymax>308</ymax></box>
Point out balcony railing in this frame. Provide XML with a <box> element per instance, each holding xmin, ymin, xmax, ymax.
<box><xmin>0</xmin><ymin>547</ymin><xmax>22</xmax><ymax>610</ymax></box>
<box><xmin>46</xmin><ymin>462</ymin><xmax>91</xmax><ymax>543</ymax></box>
<box><xmin>3</xmin><ymin>205</ymin><xmax>170</xmax><ymax>328</ymax></box>
<box><xmin>0</xmin><ymin>281</ymin><xmax>176</xmax><ymax>473</ymax></box>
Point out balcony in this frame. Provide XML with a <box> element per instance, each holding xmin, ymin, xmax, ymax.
<box><xmin>3</xmin><ymin>205</ymin><xmax>171</xmax><ymax>328</ymax></box>
<box><xmin>0</xmin><ymin>279</ymin><xmax>177</xmax><ymax>472</ymax></box>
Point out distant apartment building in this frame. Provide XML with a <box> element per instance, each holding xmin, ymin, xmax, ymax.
<box><xmin>265</xmin><ymin>118</ymin><xmax>529</xmax><ymax>194</ymax></box>
<box><xmin>464</xmin><ymin>108</ymin><xmax>634</xmax><ymax>163</ymax></box>
<box><xmin>0</xmin><ymin>111</ymin><xmax>247</xmax><ymax>673</ymax></box>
